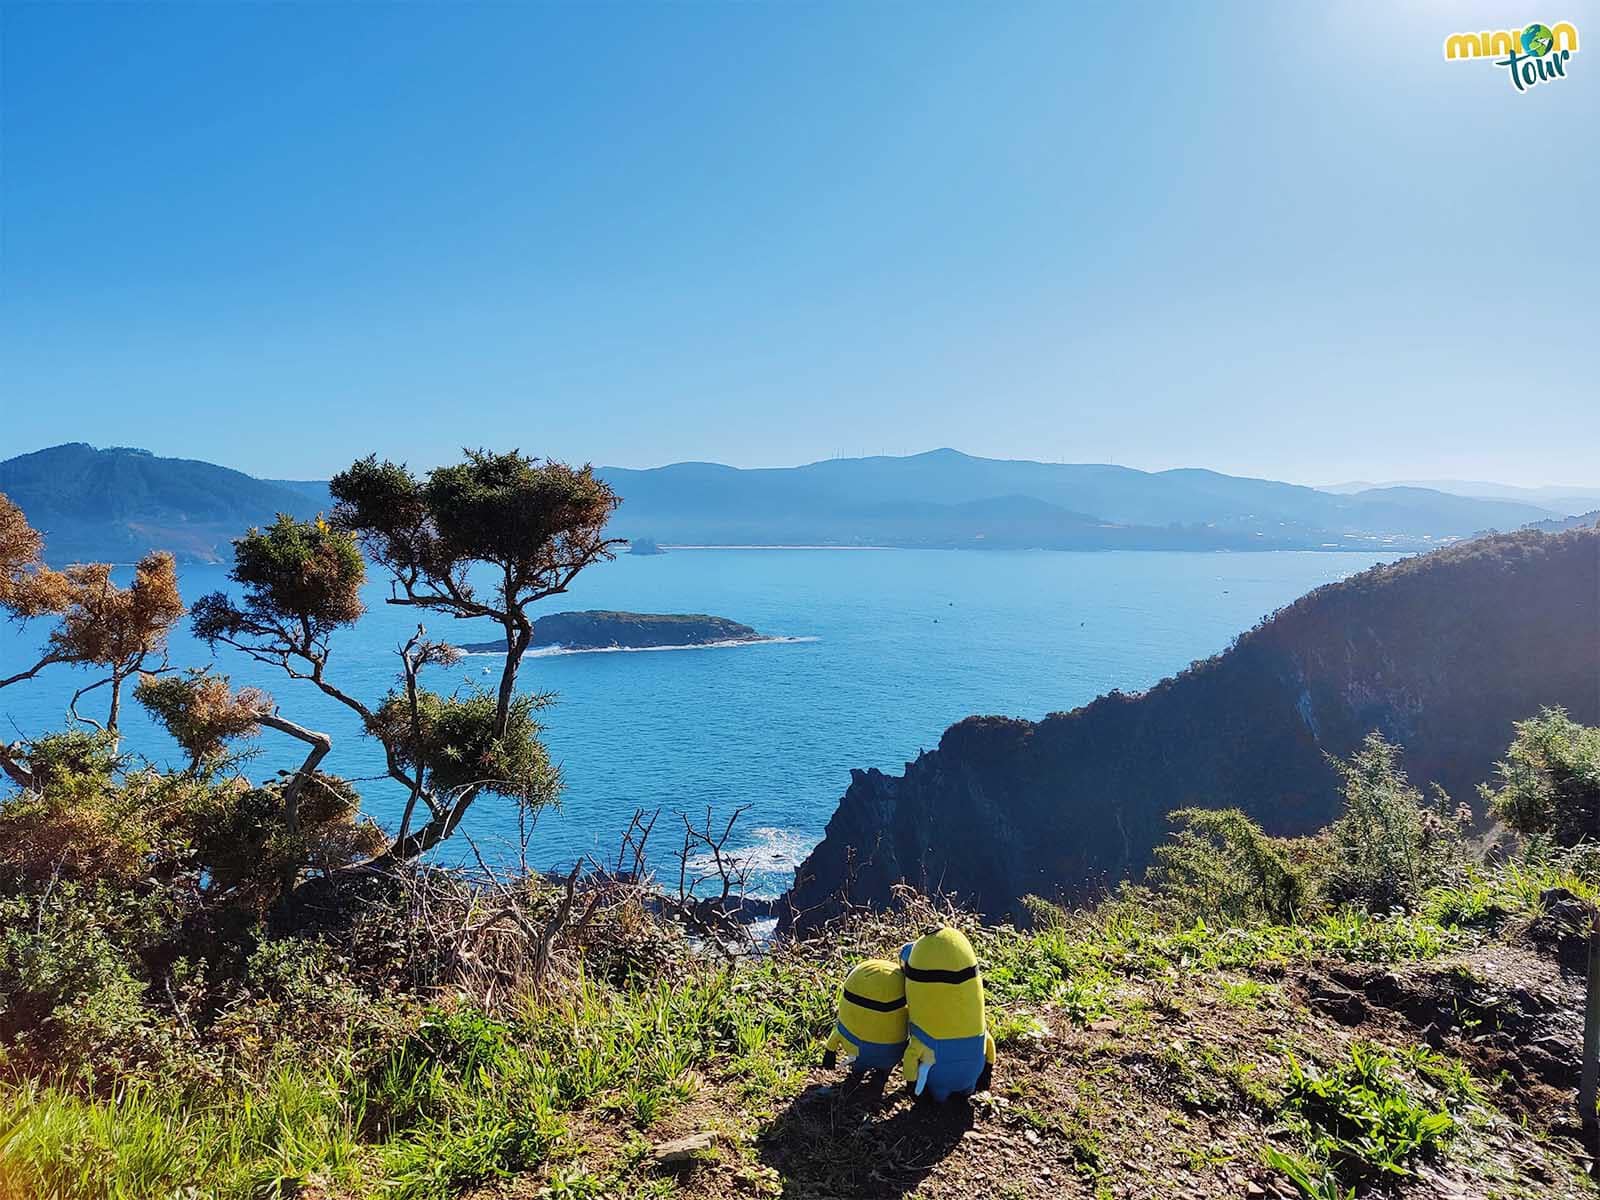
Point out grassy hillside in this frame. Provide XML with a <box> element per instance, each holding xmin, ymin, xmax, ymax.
<box><xmin>0</xmin><ymin>676</ymin><xmax>1596</xmax><ymax>1198</ymax></box>
<box><xmin>0</xmin><ymin>862</ymin><xmax>1594</xmax><ymax>1199</ymax></box>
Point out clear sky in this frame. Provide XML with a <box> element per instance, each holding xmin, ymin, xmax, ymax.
<box><xmin>2</xmin><ymin>1</ymin><xmax>1595</xmax><ymax>485</ymax></box>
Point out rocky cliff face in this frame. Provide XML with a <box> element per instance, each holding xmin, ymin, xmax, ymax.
<box><xmin>783</xmin><ymin>529</ymin><xmax>1600</xmax><ymax>929</ymax></box>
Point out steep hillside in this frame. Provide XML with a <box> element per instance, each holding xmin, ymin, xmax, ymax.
<box><xmin>0</xmin><ymin>444</ymin><xmax>324</xmax><ymax>563</ymax></box>
<box><xmin>784</xmin><ymin>527</ymin><xmax>1600</xmax><ymax>927</ymax></box>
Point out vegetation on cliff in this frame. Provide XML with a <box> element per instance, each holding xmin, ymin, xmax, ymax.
<box><xmin>785</xmin><ymin>527</ymin><xmax>1600</xmax><ymax>926</ymax></box>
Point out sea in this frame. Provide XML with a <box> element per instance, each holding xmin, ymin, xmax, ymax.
<box><xmin>0</xmin><ymin>548</ymin><xmax>1400</xmax><ymax>895</ymax></box>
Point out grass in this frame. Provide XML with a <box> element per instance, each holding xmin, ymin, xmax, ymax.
<box><xmin>0</xmin><ymin>870</ymin><xmax>1565</xmax><ymax>1200</ymax></box>
<box><xmin>1269</xmin><ymin>1041</ymin><xmax>1456</xmax><ymax>1196</ymax></box>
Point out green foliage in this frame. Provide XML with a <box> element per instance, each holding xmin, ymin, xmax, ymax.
<box><xmin>331</xmin><ymin>450</ymin><xmax>621</xmax><ymax>599</ymax></box>
<box><xmin>0</xmin><ymin>732</ymin><xmax>151</xmax><ymax>887</ymax></box>
<box><xmin>1480</xmin><ymin>706</ymin><xmax>1600</xmax><ymax>848</ymax></box>
<box><xmin>1272</xmin><ymin>1042</ymin><xmax>1455</xmax><ymax>1194</ymax></box>
<box><xmin>184</xmin><ymin>772</ymin><xmax>386</xmax><ymax>907</ymax></box>
<box><xmin>191</xmin><ymin>514</ymin><xmax>365</xmax><ymax>647</ymax></box>
<box><xmin>370</xmin><ymin>688</ymin><xmax>560</xmax><ymax>812</ymax></box>
<box><xmin>1324</xmin><ymin>733</ymin><xmax>1470</xmax><ymax>913</ymax></box>
<box><xmin>1148</xmin><ymin>807</ymin><xmax>1307</xmax><ymax>923</ymax></box>
<box><xmin>0</xmin><ymin>881</ymin><xmax>178</xmax><ymax>1071</ymax></box>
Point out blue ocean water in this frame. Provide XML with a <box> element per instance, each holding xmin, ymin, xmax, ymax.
<box><xmin>0</xmin><ymin>549</ymin><xmax>1397</xmax><ymax>893</ymax></box>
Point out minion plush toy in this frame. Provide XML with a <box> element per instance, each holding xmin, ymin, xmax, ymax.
<box><xmin>821</xmin><ymin>958</ymin><xmax>908</xmax><ymax>1073</ymax></box>
<box><xmin>899</xmin><ymin>927</ymin><xmax>995</xmax><ymax>1101</ymax></box>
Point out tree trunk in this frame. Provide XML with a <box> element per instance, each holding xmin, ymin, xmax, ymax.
<box><xmin>382</xmin><ymin>788</ymin><xmax>476</xmax><ymax>863</ymax></box>
<box><xmin>0</xmin><ymin>744</ymin><xmax>34</xmax><ymax>791</ymax></box>
<box><xmin>494</xmin><ymin>615</ymin><xmax>533</xmax><ymax>736</ymax></box>
<box><xmin>257</xmin><ymin>713</ymin><xmax>333</xmax><ymax>836</ymax></box>
<box><xmin>1582</xmin><ymin>901</ymin><xmax>1600</xmax><ymax>1136</ymax></box>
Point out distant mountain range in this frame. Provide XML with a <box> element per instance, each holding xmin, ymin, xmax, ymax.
<box><xmin>598</xmin><ymin>449</ymin><xmax>1567</xmax><ymax>551</ymax></box>
<box><xmin>0</xmin><ymin>443</ymin><xmax>1588</xmax><ymax>563</ymax></box>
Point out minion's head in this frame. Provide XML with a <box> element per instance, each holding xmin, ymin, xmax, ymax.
<box><xmin>837</xmin><ymin>958</ymin><xmax>908</xmax><ymax>1046</ymax></box>
<box><xmin>901</xmin><ymin>926</ymin><xmax>986</xmax><ymax>1040</ymax></box>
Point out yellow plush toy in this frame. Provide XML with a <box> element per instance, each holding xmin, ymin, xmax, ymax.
<box><xmin>821</xmin><ymin>958</ymin><xmax>908</xmax><ymax>1073</ymax></box>
<box><xmin>899</xmin><ymin>927</ymin><xmax>995</xmax><ymax>1100</ymax></box>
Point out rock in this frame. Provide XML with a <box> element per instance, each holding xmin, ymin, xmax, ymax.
<box><xmin>649</xmin><ymin>1132</ymin><xmax>717</xmax><ymax>1167</ymax></box>
<box><xmin>1546</xmin><ymin>899</ymin><xmax>1593</xmax><ymax>930</ymax></box>
<box><xmin>1310</xmin><ymin>984</ymin><xmax>1368</xmax><ymax>1026</ymax></box>
<box><xmin>1363</xmin><ymin>972</ymin><xmax>1406</xmax><ymax>1006</ymax></box>
<box><xmin>1521</xmin><ymin>1045</ymin><xmax>1577</xmax><ymax>1086</ymax></box>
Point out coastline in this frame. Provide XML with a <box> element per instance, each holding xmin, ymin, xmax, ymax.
<box><xmin>462</xmin><ymin>634</ymin><xmax>818</xmax><ymax>658</ymax></box>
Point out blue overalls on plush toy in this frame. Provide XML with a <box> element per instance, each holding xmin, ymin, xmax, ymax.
<box><xmin>821</xmin><ymin>958</ymin><xmax>908</xmax><ymax>1073</ymax></box>
<box><xmin>899</xmin><ymin>927</ymin><xmax>995</xmax><ymax>1101</ymax></box>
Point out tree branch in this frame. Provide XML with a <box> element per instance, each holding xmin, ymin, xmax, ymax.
<box><xmin>0</xmin><ymin>651</ymin><xmax>67</xmax><ymax>690</ymax></box>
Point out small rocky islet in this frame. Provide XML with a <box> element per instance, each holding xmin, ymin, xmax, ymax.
<box><xmin>460</xmin><ymin>609</ymin><xmax>763</xmax><ymax>653</ymax></box>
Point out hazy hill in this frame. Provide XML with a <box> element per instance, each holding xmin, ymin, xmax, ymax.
<box><xmin>1321</xmin><ymin>477</ymin><xmax>1600</xmax><ymax>515</ymax></box>
<box><xmin>783</xmin><ymin>525</ymin><xmax>1600</xmax><ymax>927</ymax></box>
<box><xmin>0</xmin><ymin>443</ymin><xmax>1565</xmax><ymax>561</ymax></box>
<box><xmin>0</xmin><ymin>444</ymin><xmax>324</xmax><ymax>563</ymax></box>
<box><xmin>600</xmin><ymin>448</ymin><xmax>1553</xmax><ymax>548</ymax></box>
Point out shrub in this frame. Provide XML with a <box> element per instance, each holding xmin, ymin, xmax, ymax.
<box><xmin>0</xmin><ymin>881</ymin><xmax>180</xmax><ymax>1074</ymax></box>
<box><xmin>1323</xmin><ymin>734</ymin><xmax>1470</xmax><ymax>912</ymax></box>
<box><xmin>1148</xmin><ymin>807</ymin><xmax>1307</xmax><ymax>923</ymax></box>
<box><xmin>1480</xmin><ymin>706</ymin><xmax>1600</xmax><ymax>848</ymax></box>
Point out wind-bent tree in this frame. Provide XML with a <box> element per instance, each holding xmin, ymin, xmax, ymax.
<box><xmin>47</xmin><ymin>555</ymin><xmax>187</xmax><ymax>733</ymax></box>
<box><xmin>326</xmin><ymin>449</ymin><xmax>620</xmax><ymax>857</ymax></box>
<box><xmin>0</xmin><ymin>493</ymin><xmax>72</xmax><ymax>690</ymax></box>
<box><xmin>195</xmin><ymin>450</ymin><xmax>618</xmax><ymax>863</ymax></box>
<box><xmin>189</xmin><ymin>514</ymin><xmax>401</xmax><ymax>800</ymax></box>
<box><xmin>134</xmin><ymin>667</ymin><xmax>367</xmax><ymax>897</ymax></box>
<box><xmin>0</xmin><ymin>507</ymin><xmax>183</xmax><ymax>785</ymax></box>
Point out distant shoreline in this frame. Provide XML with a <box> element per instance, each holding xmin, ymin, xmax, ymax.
<box><xmin>659</xmin><ymin>544</ymin><xmax>896</xmax><ymax>551</ymax></box>
<box><xmin>653</xmin><ymin>543</ymin><xmax>1419</xmax><ymax>554</ymax></box>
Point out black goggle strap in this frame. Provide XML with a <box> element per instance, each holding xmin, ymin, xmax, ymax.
<box><xmin>842</xmin><ymin>988</ymin><xmax>906</xmax><ymax>1013</ymax></box>
<box><xmin>901</xmin><ymin>963</ymin><xmax>979</xmax><ymax>985</ymax></box>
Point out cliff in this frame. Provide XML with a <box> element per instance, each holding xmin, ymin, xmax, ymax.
<box><xmin>783</xmin><ymin>527</ymin><xmax>1600</xmax><ymax>928</ymax></box>
<box><xmin>461</xmin><ymin>610</ymin><xmax>761</xmax><ymax>652</ymax></box>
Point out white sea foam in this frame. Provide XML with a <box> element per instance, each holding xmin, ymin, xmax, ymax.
<box><xmin>684</xmin><ymin>825</ymin><xmax>816</xmax><ymax>898</ymax></box>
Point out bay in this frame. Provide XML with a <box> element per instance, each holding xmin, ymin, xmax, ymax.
<box><xmin>0</xmin><ymin>548</ymin><xmax>1399</xmax><ymax>893</ymax></box>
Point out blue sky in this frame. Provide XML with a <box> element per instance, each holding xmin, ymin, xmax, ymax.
<box><xmin>2</xmin><ymin>1</ymin><xmax>1595</xmax><ymax>485</ymax></box>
